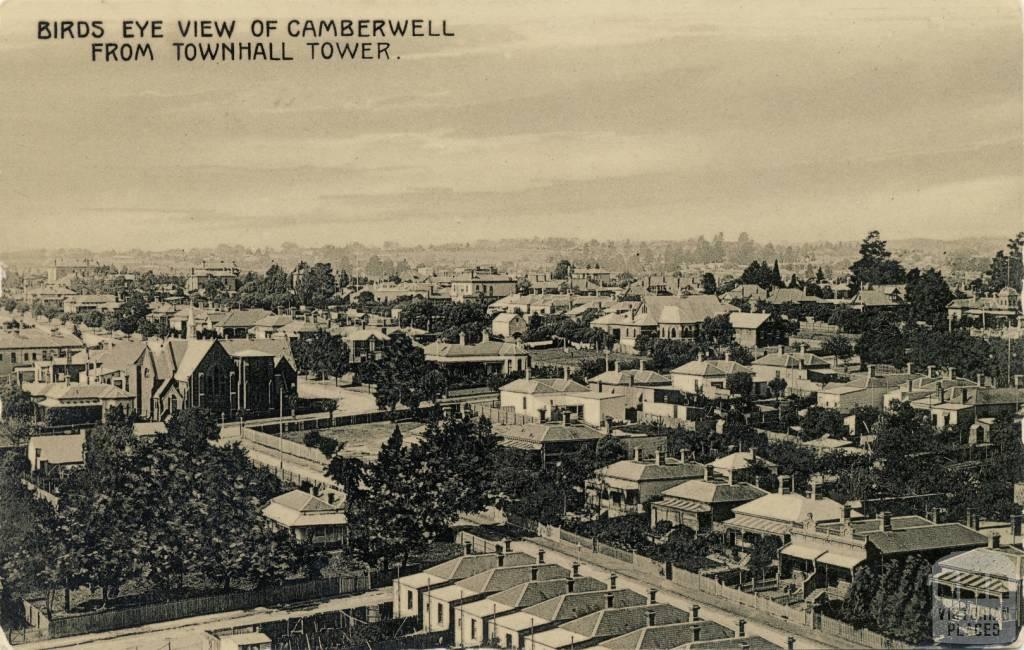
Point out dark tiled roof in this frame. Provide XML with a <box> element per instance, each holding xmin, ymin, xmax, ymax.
<box><xmin>560</xmin><ymin>603</ymin><xmax>689</xmax><ymax>638</ymax></box>
<box><xmin>426</xmin><ymin>553</ymin><xmax>535</xmax><ymax>581</ymax></box>
<box><xmin>520</xmin><ymin>589</ymin><xmax>647</xmax><ymax>623</ymax></box>
<box><xmin>865</xmin><ymin>523</ymin><xmax>988</xmax><ymax>555</ymax></box>
<box><xmin>602</xmin><ymin>621</ymin><xmax>733</xmax><ymax>649</ymax></box>
<box><xmin>455</xmin><ymin>564</ymin><xmax>570</xmax><ymax>594</ymax></box>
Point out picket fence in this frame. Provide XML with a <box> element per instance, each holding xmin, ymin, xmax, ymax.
<box><xmin>473</xmin><ymin>517</ymin><xmax>912</xmax><ymax>650</ymax></box>
<box><xmin>241</xmin><ymin>427</ymin><xmax>329</xmax><ymax>464</ymax></box>
<box><xmin>32</xmin><ymin>575</ymin><xmax>368</xmax><ymax>640</ymax></box>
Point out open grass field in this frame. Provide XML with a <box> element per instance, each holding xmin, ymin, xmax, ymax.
<box><xmin>528</xmin><ymin>347</ymin><xmax>646</xmax><ymax>368</ymax></box>
<box><xmin>282</xmin><ymin>419</ymin><xmax>425</xmax><ymax>460</ymax></box>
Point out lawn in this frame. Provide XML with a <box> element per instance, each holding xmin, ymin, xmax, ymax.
<box><xmin>282</xmin><ymin>420</ymin><xmax>425</xmax><ymax>460</ymax></box>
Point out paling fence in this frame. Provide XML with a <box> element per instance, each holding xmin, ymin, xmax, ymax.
<box><xmin>29</xmin><ymin>575</ymin><xmax>369</xmax><ymax>640</ymax></box>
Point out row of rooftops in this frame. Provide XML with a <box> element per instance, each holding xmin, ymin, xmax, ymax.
<box><xmin>403</xmin><ymin>543</ymin><xmax>789</xmax><ymax>650</ymax></box>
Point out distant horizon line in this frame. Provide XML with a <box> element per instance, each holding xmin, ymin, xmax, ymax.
<box><xmin>0</xmin><ymin>233</ymin><xmax>1012</xmax><ymax>257</ymax></box>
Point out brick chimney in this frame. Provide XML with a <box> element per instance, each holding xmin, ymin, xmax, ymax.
<box><xmin>605</xmin><ymin>592</ymin><xmax>615</xmax><ymax>608</ymax></box>
<box><xmin>459</xmin><ymin>331</ymin><xmax>466</xmax><ymax>345</ymax></box>
<box><xmin>905</xmin><ymin>362</ymin><xmax>913</xmax><ymax>374</ymax></box>
<box><xmin>778</xmin><ymin>475</ymin><xmax>791</xmax><ymax>495</ymax></box>
<box><xmin>655</xmin><ymin>450</ymin><xmax>665</xmax><ymax>466</ymax></box>
<box><xmin>603</xmin><ymin>418</ymin><xmax>612</xmax><ymax>435</ymax></box>
<box><xmin>525</xmin><ymin>366</ymin><xmax>531</xmax><ymax>381</ymax></box>
<box><xmin>648</xmin><ymin>588</ymin><xmax>657</xmax><ymax>604</ymax></box>
<box><xmin>842</xmin><ymin>504</ymin><xmax>852</xmax><ymax>522</ymax></box>
<box><xmin>866</xmin><ymin>364</ymin><xmax>875</xmax><ymax>378</ymax></box>
<box><xmin>633</xmin><ymin>448</ymin><xmax>643</xmax><ymax>462</ymax></box>
<box><xmin>646</xmin><ymin>609</ymin><xmax>656</xmax><ymax>626</ymax></box>
<box><xmin>737</xmin><ymin>619</ymin><xmax>746</xmax><ymax>637</ymax></box>
<box><xmin>989</xmin><ymin>533</ymin><xmax>1001</xmax><ymax>549</ymax></box>
<box><xmin>530</xmin><ymin>565</ymin><xmax>537</xmax><ymax>580</ymax></box>
<box><xmin>563</xmin><ymin>366</ymin><xmax>570</xmax><ymax>381</ymax></box>
<box><xmin>464</xmin><ymin>541</ymin><xmax>473</xmax><ymax>555</ymax></box>
<box><xmin>504</xmin><ymin>538</ymin><xmax>512</xmax><ymax>553</ymax></box>
<box><xmin>976</xmin><ymin>373</ymin><xmax>984</xmax><ymax>387</ymax></box>
<box><xmin>703</xmin><ymin>465</ymin><xmax>711</xmax><ymax>481</ymax></box>
<box><xmin>692</xmin><ymin>626</ymin><xmax>701</xmax><ymax>642</ymax></box>
<box><xmin>537</xmin><ymin>549</ymin><xmax>545</xmax><ymax>564</ymax></box>
<box><xmin>787</xmin><ymin>637</ymin><xmax>795</xmax><ymax>650</ymax></box>
<box><xmin>561</xmin><ymin>412</ymin><xmax>570</xmax><ymax>426</ymax></box>
<box><xmin>946</xmin><ymin>366</ymin><xmax>955</xmax><ymax>380</ymax></box>
<box><xmin>690</xmin><ymin>604</ymin><xmax>701</xmax><ymax>621</ymax></box>
<box><xmin>567</xmin><ymin>577</ymin><xmax>575</xmax><ymax>592</ymax></box>
<box><xmin>639</xmin><ymin>359</ymin><xmax>646</xmax><ymax>371</ymax></box>
<box><xmin>880</xmin><ymin>511</ymin><xmax>892</xmax><ymax>532</ymax></box>
<box><xmin>609</xmin><ymin>573</ymin><xmax>617</xmax><ymax>589</ymax></box>
<box><xmin>614</xmin><ymin>360</ymin><xmax>621</xmax><ymax>373</ymax></box>
<box><xmin>498</xmin><ymin>554</ymin><xmax>506</xmax><ymax>568</ymax></box>
<box><xmin>572</xmin><ymin>560</ymin><xmax>580</xmax><ymax>577</ymax></box>
<box><xmin>927</xmin><ymin>365</ymin><xmax>935</xmax><ymax>378</ymax></box>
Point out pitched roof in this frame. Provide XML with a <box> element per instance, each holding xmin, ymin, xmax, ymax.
<box><xmin>559</xmin><ymin>603</ymin><xmax>689</xmax><ymax>639</ymax></box>
<box><xmin>455</xmin><ymin>564</ymin><xmax>570</xmax><ymax>595</ymax></box>
<box><xmin>684</xmin><ymin>636</ymin><xmax>782</xmax><ymax>650</ymax></box>
<box><xmin>672</xmin><ymin>358</ymin><xmax>753</xmax><ymax>378</ymax></box>
<box><xmin>217</xmin><ymin>309</ymin><xmax>275</xmax><ymax>328</ymax></box>
<box><xmin>89</xmin><ymin>341</ymin><xmax>149</xmax><ymax>374</ymax></box>
<box><xmin>643</xmin><ymin>296</ymin><xmax>737</xmax><ymax>325</ymax></box>
<box><xmin>709</xmin><ymin>451</ymin><xmax>777</xmax><ymax>471</ymax></box>
<box><xmin>422</xmin><ymin>339</ymin><xmax>526</xmax><ymax>358</ymax></box>
<box><xmin>173</xmin><ymin>340</ymin><xmax>216</xmax><ymax>381</ymax></box>
<box><xmin>490</xmin><ymin>577</ymin><xmax>606</xmax><ymax>609</ymax></box>
<box><xmin>600</xmin><ymin>621</ymin><xmax>732</xmax><ymax>649</ymax></box>
<box><xmin>732</xmin><ymin>493</ymin><xmax>848</xmax><ymax>525</ymax></box>
<box><xmin>728</xmin><ymin>312</ymin><xmax>771</xmax><ymax>330</ymax></box>
<box><xmin>262</xmin><ymin>489</ymin><xmax>346</xmax><ymax>527</ymax></box>
<box><xmin>29</xmin><ymin>432</ymin><xmax>86</xmax><ymax>465</ymax></box>
<box><xmin>493</xmin><ymin>313</ymin><xmax>525</xmax><ymax>324</ymax></box>
<box><xmin>254</xmin><ymin>314</ymin><xmax>296</xmax><ymax>328</ymax></box>
<box><xmin>659</xmin><ymin>480</ymin><xmax>767</xmax><ymax>504</ymax></box>
<box><xmin>520</xmin><ymin>589</ymin><xmax>648</xmax><ymax>623</ymax></box>
<box><xmin>597</xmin><ymin>459</ymin><xmax>706</xmax><ymax>483</ymax></box>
<box><xmin>937</xmin><ymin>546</ymin><xmax>1024</xmax><ymax>580</ymax></box>
<box><xmin>752</xmin><ymin>351</ymin><xmax>830</xmax><ymax>369</ymax></box>
<box><xmin>220</xmin><ymin>338</ymin><xmax>296</xmax><ymax>369</ymax></box>
<box><xmin>864</xmin><ymin>523</ymin><xmax>987</xmax><ymax>556</ymax></box>
<box><xmin>425</xmin><ymin>552</ymin><xmax>535</xmax><ymax>581</ymax></box>
<box><xmin>495</xmin><ymin>423</ymin><xmax>605</xmax><ymax>444</ymax></box>
<box><xmin>501</xmin><ymin>377</ymin><xmax>588</xmax><ymax>394</ymax></box>
<box><xmin>0</xmin><ymin>329</ymin><xmax>83</xmax><ymax>350</ymax></box>
<box><xmin>588</xmin><ymin>368</ymin><xmax>672</xmax><ymax>386</ymax></box>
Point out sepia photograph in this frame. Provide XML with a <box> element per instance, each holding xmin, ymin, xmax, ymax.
<box><xmin>0</xmin><ymin>0</ymin><xmax>1022</xmax><ymax>648</ymax></box>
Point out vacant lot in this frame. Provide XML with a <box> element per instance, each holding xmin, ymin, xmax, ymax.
<box><xmin>529</xmin><ymin>348</ymin><xmax>645</xmax><ymax>368</ymax></box>
<box><xmin>283</xmin><ymin>420</ymin><xmax>425</xmax><ymax>460</ymax></box>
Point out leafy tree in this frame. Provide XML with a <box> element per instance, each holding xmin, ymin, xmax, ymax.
<box><xmin>799</xmin><ymin>407</ymin><xmax>846</xmax><ymax>440</ymax></box>
<box><xmin>356</xmin><ymin>332</ymin><xmax>432</xmax><ymax>416</ymax></box>
<box><xmin>985</xmin><ymin>232</ymin><xmax>1024</xmax><ymax>292</ymax></box>
<box><xmin>819</xmin><ymin>335</ymin><xmax>854</xmax><ymax>360</ymax></box>
<box><xmin>905</xmin><ymin>268</ymin><xmax>954</xmax><ymax>326</ymax></box>
<box><xmin>701</xmin><ymin>273</ymin><xmax>717</xmax><ymax>295</ymax></box>
<box><xmin>291</xmin><ymin>331</ymin><xmax>350</xmax><ymax>381</ymax></box>
<box><xmin>296</xmin><ymin>262</ymin><xmax>337</xmax><ymax>308</ymax></box>
<box><xmin>849</xmin><ymin>230</ymin><xmax>906</xmax><ymax>290</ymax></box>
<box><xmin>552</xmin><ymin>260</ymin><xmax>572</xmax><ymax>280</ymax></box>
<box><xmin>856</xmin><ymin>317</ymin><xmax>905</xmax><ymax>365</ymax></box>
<box><xmin>697</xmin><ymin>314</ymin><xmax>734</xmax><ymax>347</ymax></box>
<box><xmin>726</xmin><ymin>372</ymin><xmax>753</xmax><ymax>398</ymax></box>
<box><xmin>767</xmin><ymin>376</ymin><xmax>787</xmax><ymax>400</ymax></box>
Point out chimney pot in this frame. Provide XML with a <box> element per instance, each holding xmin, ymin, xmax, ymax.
<box><xmin>690</xmin><ymin>605</ymin><xmax>700</xmax><ymax>621</ymax></box>
<box><xmin>990</xmin><ymin>533</ymin><xmax>1000</xmax><ymax>549</ymax></box>
<box><xmin>646</xmin><ymin>609</ymin><xmax>656</xmax><ymax>627</ymax></box>
<box><xmin>648</xmin><ymin>588</ymin><xmax>657</xmax><ymax>604</ymax></box>
<box><xmin>499</xmin><ymin>554</ymin><xmax>505</xmax><ymax>567</ymax></box>
<box><xmin>530</xmin><ymin>565</ymin><xmax>537</xmax><ymax>580</ymax></box>
<box><xmin>572</xmin><ymin>561</ymin><xmax>580</xmax><ymax>576</ymax></box>
<box><xmin>537</xmin><ymin>549</ymin><xmax>545</xmax><ymax>564</ymax></box>
<box><xmin>609</xmin><ymin>574</ymin><xmax>617</xmax><ymax>590</ymax></box>
<box><xmin>842</xmin><ymin>504</ymin><xmax>852</xmax><ymax>522</ymax></box>
<box><xmin>692</xmin><ymin>626</ymin><xmax>701</xmax><ymax>642</ymax></box>
<box><xmin>737</xmin><ymin>619</ymin><xmax>746</xmax><ymax>637</ymax></box>
<box><xmin>567</xmin><ymin>577</ymin><xmax>575</xmax><ymax>592</ymax></box>
<box><xmin>605</xmin><ymin>592</ymin><xmax>615</xmax><ymax>608</ymax></box>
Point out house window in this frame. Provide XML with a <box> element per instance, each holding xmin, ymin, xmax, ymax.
<box><xmin>407</xmin><ymin>590</ymin><xmax>413</xmax><ymax>610</ymax></box>
<box><xmin>471</xmin><ymin>619</ymin><xmax>477</xmax><ymax>639</ymax></box>
<box><xmin>437</xmin><ymin>603</ymin><xmax>443</xmax><ymax>624</ymax></box>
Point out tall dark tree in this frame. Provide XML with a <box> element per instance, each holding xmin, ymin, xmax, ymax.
<box><xmin>904</xmin><ymin>268</ymin><xmax>954</xmax><ymax>326</ymax></box>
<box><xmin>849</xmin><ymin>230</ymin><xmax>906</xmax><ymax>290</ymax></box>
<box><xmin>986</xmin><ymin>232</ymin><xmax>1024</xmax><ymax>292</ymax></box>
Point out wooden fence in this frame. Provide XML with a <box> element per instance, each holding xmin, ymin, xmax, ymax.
<box><xmin>468</xmin><ymin>404</ymin><xmax>536</xmax><ymax>426</ymax></box>
<box><xmin>37</xmin><ymin>575</ymin><xmax>368</xmax><ymax>640</ymax></box>
<box><xmin>241</xmin><ymin>427</ymin><xmax>329</xmax><ymax>464</ymax></box>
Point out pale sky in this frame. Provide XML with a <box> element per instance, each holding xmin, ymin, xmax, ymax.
<box><xmin>0</xmin><ymin>0</ymin><xmax>1021</xmax><ymax>251</ymax></box>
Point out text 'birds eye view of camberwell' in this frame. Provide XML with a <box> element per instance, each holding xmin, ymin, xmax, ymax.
<box><xmin>0</xmin><ymin>1</ymin><xmax>1023</xmax><ymax>650</ymax></box>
